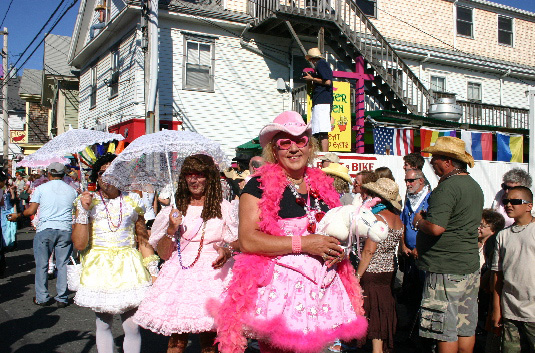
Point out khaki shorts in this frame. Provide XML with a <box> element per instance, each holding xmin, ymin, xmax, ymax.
<box><xmin>419</xmin><ymin>270</ymin><xmax>480</xmax><ymax>342</ymax></box>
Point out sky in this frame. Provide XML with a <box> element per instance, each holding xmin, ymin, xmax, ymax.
<box><xmin>0</xmin><ymin>0</ymin><xmax>534</xmax><ymax>73</ymax></box>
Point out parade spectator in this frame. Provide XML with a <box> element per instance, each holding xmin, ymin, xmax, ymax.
<box><xmin>248</xmin><ymin>156</ymin><xmax>265</xmax><ymax>175</ymax></box>
<box><xmin>400</xmin><ymin>168</ymin><xmax>430</xmax><ymax>322</ymax></box>
<box><xmin>320</xmin><ymin>152</ymin><xmax>340</xmax><ymax>168</ymax></box>
<box><xmin>491</xmin><ymin>186</ymin><xmax>535</xmax><ymax>353</ymax></box>
<box><xmin>135</xmin><ymin>154</ymin><xmax>237</xmax><ymax>353</ymax></box>
<box><xmin>492</xmin><ymin>168</ymin><xmax>532</xmax><ymax>227</ymax></box>
<box><xmin>72</xmin><ymin>153</ymin><xmax>158</xmax><ymax>353</ymax></box>
<box><xmin>353</xmin><ymin>170</ymin><xmax>378</xmax><ymax>200</ymax></box>
<box><xmin>322</xmin><ymin>162</ymin><xmax>353</xmax><ymax>205</ymax></box>
<box><xmin>412</xmin><ymin>136</ymin><xmax>483</xmax><ymax>353</ymax></box>
<box><xmin>303</xmin><ymin>48</ymin><xmax>333</xmax><ymax>152</ymax></box>
<box><xmin>67</xmin><ymin>170</ymin><xmax>82</xmax><ymax>194</ymax></box>
<box><xmin>8</xmin><ymin>163</ymin><xmax>77</xmax><ymax>307</ymax></box>
<box><xmin>356</xmin><ymin>178</ymin><xmax>404</xmax><ymax>353</ymax></box>
<box><xmin>214</xmin><ymin>111</ymin><xmax>367</xmax><ymax>353</ymax></box>
<box><xmin>0</xmin><ymin>171</ymin><xmax>14</xmax><ymax>276</ymax></box>
<box><xmin>403</xmin><ymin>152</ymin><xmax>425</xmax><ymax>171</ymax></box>
<box><xmin>375</xmin><ymin>167</ymin><xmax>395</xmax><ymax>181</ymax></box>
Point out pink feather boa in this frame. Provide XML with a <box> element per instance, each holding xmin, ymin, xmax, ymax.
<box><xmin>211</xmin><ymin>163</ymin><xmax>367</xmax><ymax>353</ymax></box>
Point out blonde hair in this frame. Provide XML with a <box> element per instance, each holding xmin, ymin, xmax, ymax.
<box><xmin>262</xmin><ymin>134</ymin><xmax>319</xmax><ymax>165</ymax></box>
<box><xmin>332</xmin><ymin>175</ymin><xmax>350</xmax><ymax>194</ymax></box>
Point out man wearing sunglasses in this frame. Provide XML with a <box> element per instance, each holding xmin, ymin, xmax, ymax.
<box><xmin>492</xmin><ymin>168</ymin><xmax>532</xmax><ymax>227</ymax></box>
<box><xmin>491</xmin><ymin>186</ymin><xmax>535</xmax><ymax>352</ymax></box>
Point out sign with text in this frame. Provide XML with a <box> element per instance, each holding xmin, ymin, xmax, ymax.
<box><xmin>10</xmin><ymin>130</ymin><xmax>27</xmax><ymax>144</ymax></box>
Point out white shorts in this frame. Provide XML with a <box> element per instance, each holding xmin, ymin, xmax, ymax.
<box><xmin>311</xmin><ymin>104</ymin><xmax>332</xmax><ymax>134</ymax></box>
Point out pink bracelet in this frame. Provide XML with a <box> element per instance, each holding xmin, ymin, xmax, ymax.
<box><xmin>292</xmin><ymin>235</ymin><xmax>302</xmax><ymax>254</ymax></box>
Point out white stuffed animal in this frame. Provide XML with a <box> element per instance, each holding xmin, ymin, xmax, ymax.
<box><xmin>316</xmin><ymin>195</ymin><xmax>389</xmax><ymax>248</ymax></box>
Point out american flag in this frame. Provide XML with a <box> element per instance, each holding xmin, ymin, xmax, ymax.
<box><xmin>373</xmin><ymin>127</ymin><xmax>414</xmax><ymax>155</ymax></box>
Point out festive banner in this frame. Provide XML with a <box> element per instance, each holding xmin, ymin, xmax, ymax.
<box><xmin>497</xmin><ymin>132</ymin><xmax>523</xmax><ymax>163</ymax></box>
<box><xmin>373</xmin><ymin>127</ymin><xmax>414</xmax><ymax>155</ymax></box>
<box><xmin>420</xmin><ymin>128</ymin><xmax>456</xmax><ymax>157</ymax></box>
<box><xmin>461</xmin><ymin>130</ymin><xmax>492</xmax><ymax>161</ymax></box>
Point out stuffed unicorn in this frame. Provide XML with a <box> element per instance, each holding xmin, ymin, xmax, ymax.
<box><xmin>316</xmin><ymin>194</ymin><xmax>389</xmax><ymax>251</ymax></box>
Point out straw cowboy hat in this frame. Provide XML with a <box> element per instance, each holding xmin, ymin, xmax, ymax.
<box><xmin>305</xmin><ymin>47</ymin><xmax>324</xmax><ymax>60</ymax></box>
<box><xmin>258</xmin><ymin>111</ymin><xmax>311</xmax><ymax>147</ymax></box>
<box><xmin>422</xmin><ymin>136</ymin><xmax>475</xmax><ymax>168</ymax></box>
<box><xmin>362</xmin><ymin>178</ymin><xmax>403</xmax><ymax>211</ymax></box>
<box><xmin>322</xmin><ymin>163</ymin><xmax>351</xmax><ymax>183</ymax></box>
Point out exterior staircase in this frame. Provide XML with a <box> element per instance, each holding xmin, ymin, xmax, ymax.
<box><xmin>247</xmin><ymin>0</ymin><xmax>433</xmax><ymax>115</ymax></box>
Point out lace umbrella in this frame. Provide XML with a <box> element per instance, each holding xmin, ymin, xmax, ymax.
<box><xmin>19</xmin><ymin>128</ymin><xmax>124</xmax><ymax>167</ymax></box>
<box><xmin>101</xmin><ymin>130</ymin><xmax>230</xmax><ymax>193</ymax></box>
<box><xmin>17</xmin><ymin>156</ymin><xmax>70</xmax><ymax>168</ymax></box>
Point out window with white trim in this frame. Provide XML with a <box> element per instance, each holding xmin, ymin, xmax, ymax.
<box><xmin>430</xmin><ymin>76</ymin><xmax>446</xmax><ymax>92</ymax></box>
<box><xmin>109</xmin><ymin>50</ymin><xmax>120</xmax><ymax>97</ymax></box>
<box><xmin>467</xmin><ymin>82</ymin><xmax>482</xmax><ymax>102</ymax></box>
<box><xmin>183</xmin><ymin>35</ymin><xmax>215</xmax><ymax>92</ymax></box>
<box><xmin>498</xmin><ymin>16</ymin><xmax>513</xmax><ymax>46</ymax></box>
<box><xmin>356</xmin><ymin>0</ymin><xmax>377</xmax><ymax>17</ymax></box>
<box><xmin>90</xmin><ymin>66</ymin><xmax>97</xmax><ymax>109</ymax></box>
<box><xmin>457</xmin><ymin>6</ymin><xmax>473</xmax><ymax>37</ymax></box>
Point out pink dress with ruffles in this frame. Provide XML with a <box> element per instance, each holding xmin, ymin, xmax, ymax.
<box><xmin>133</xmin><ymin>200</ymin><xmax>238</xmax><ymax>335</ymax></box>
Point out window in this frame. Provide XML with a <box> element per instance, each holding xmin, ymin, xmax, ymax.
<box><xmin>109</xmin><ymin>50</ymin><xmax>120</xmax><ymax>97</ymax></box>
<box><xmin>90</xmin><ymin>66</ymin><xmax>97</xmax><ymax>109</ymax></box>
<box><xmin>467</xmin><ymin>82</ymin><xmax>482</xmax><ymax>102</ymax></box>
<box><xmin>430</xmin><ymin>76</ymin><xmax>446</xmax><ymax>92</ymax></box>
<box><xmin>356</xmin><ymin>0</ymin><xmax>377</xmax><ymax>17</ymax></box>
<box><xmin>498</xmin><ymin>16</ymin><xmax>513</xmax><ymax>46</ymax></box>
<box><xmin>457</xmin><ymin>6</ymin><xmax>473</xmax><ymax>37</ymax></box>
<box><xmin>183</xmin><ymin>35</ymin><xmax>215</xmax><ymax>91</ymax></box>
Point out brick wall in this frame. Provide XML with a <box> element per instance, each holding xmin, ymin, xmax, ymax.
<box><xmin>27</xmin><ymin>102</ymin><xmax>50</xmax><ymax>144</ymax></box>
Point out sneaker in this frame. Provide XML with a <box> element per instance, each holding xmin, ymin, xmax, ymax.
<box><xmin>56</xmin><ymin>300</ymin><xmax>69</xmax><ymax>308</ymax></box>
<box><xmin>33</xmin><ymin>297</ymin><xmax>54</xmax><ymax>306</ymax></box>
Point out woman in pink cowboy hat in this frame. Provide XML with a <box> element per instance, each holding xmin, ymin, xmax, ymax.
<box><xmin>211</xmin><ymin>111</ymin><xmax>368</xmax><ymax>353</ymax></box>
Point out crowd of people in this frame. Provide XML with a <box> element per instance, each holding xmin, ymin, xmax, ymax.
<box><xmin>1</xmin><ymin>110</ymin><xmax>534</xmax><ymax>353</ymax></box>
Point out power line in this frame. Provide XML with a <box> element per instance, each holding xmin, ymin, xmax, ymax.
<box><xmin>0</xmin><ymin>0</ymin><xmax>15</xmax><ymax>29</ymax></box>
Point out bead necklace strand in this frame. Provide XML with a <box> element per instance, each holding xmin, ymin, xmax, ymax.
<box><xmin>98</xmin><ymin>191</ymin><xmax>123</xmax><ymax>232</ymax></box>
<box><xmin>177</xmin><ymin>222</ymin><xmax>206</xmax><ymax>269</ymax></box>
<box><xmin>286</xmin><ymin>175</ymin><xmax>325</xmax><ymax>233</ymax></box>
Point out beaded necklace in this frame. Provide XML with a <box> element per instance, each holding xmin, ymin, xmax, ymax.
<box><xmin>98</xmin><ymin>191</ymin><xmax>123</xmax><ymax>232</ymax></box>
<box><xmin>177</xmin><ymin>222</ymin><xmax>206</xmax><ymax>269</ymax></box>
<box><xmin>286</xmin><ymin>175</ymin><xmax>325</xmax><ymax>233</ymax></box>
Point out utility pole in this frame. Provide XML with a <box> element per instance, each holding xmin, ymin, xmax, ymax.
<box><xmin>528</xmin><ymin>87</ymin><xmax>535</xmax><ymax>177</ymax></box>
<box><xmin>1</xmin><ymin>28</ymin><xmax>8</xmax><ymax>165</ymax></box>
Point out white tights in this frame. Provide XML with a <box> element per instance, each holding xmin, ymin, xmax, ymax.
<box><xmin>95</xmin><ymin>309</ymin><xmax>140</xmax><ymax>353</ymax></box>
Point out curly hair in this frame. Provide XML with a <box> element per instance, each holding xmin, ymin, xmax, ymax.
<box><xmin>175</xmin><ymin>154</ymin><xmax>222</xmax><ymax>221</ymax></box>
<box><xmin>503</xmin><ymin>168</ymin><xmax>532</xmax><ymax>188</ymax></box>
<box><xmin>261</xmin><ymin>133</ymin><xmax>319</xmax><ymax>165</ymax></box>
<box><xmin>331</xmin><ymin>175</ymin><xmax>350</xmax><ymax>194</ymax></box>
<box><xmin>481</xmin><ymin>209</ymin><xmax>505</xmax><ymax>234</ymax></box>
<box><xmin>90</xmin><ymin>153</ymin><xmax>117</xmax><ymax>187</ymax></box>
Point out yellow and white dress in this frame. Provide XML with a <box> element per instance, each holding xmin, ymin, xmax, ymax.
<box><xmin>74</xmin><ymin>192</ymin><xmax>152</xmax><ymax>314</ymax></box>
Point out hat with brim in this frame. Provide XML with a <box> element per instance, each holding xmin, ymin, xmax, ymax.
<box><xmin>305</xmin><ymin>47</ymin><xmax>324</xmax><ymax>60</ymax></box>
<box><xmin>362</xmin><ymin>178</ymin><xmax>402</xmax><ymax>211</ymax></box>
<box><xmin>422</xmin><ymin>136</ymin><xmax>475</xmax><ymax>168</ymax></box>
<box><xmin>259</xmin><ymin>111</ymin><xmax>311</xmax><ymax>147</ymax></box>
<box><xmin>322</xmin><ymin>163</ymin><xmax>351</xmax><ymax>183</ymax></box>
<box><xmin>319</xmin><ymin>152</ymin><xmax>340</xmax><ymax>163</ymax></box>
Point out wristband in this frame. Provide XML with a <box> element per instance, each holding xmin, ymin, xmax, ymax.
<box><xmin>292</xmin><ymin>235</ymin><xmax>302</xmax><ymax>254</ymax></box>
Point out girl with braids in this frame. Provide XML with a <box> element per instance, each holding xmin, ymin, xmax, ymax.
<box><xmin>134</xmin><ymin>154</ymin><xmax>239</xmax><ymax>353</ymax></box>
<box><xmin>72</xmin><ymin>153</ymin><xmax>158</xmax><ymax>353</ymax></box>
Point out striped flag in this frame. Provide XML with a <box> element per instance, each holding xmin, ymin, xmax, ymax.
<box><xmin>420</xmin><ymin>128</ymin><xmax>457</xmax><ymax>157</ymax></box>
<box><xmin>461</xmin><ymin>130</ymin><xmax>493</xmax><ymax>161</ymax></box>
<box><xmin>373</xmin><ymin>127</ymin><xmax>414</xmax><ymax>155</ymax></box>
<box><xmin>497</xmin><ymin>132</ymin><xmax>523</xmax><ymax>163</ymax></box>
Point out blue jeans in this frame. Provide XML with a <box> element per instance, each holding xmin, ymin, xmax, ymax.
<box><xmin>33</xmin><ymin>228</ymin><xmax>73</xmax><ymax>303</ymax></box>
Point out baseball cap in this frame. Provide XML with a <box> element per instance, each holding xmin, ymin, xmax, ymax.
<box><xmin>319</xmin><ymin>152</ymin><xmax>340</xmax><ymax>163</ymax></box>
<box><xmin>48</xmin><ymin>162</ymin><xmax>66</xmax><ymax>175</ymax></box>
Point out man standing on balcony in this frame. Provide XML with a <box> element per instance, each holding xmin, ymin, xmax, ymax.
<box><xmin>303</xmin><ymin>47</ymin><xmax>333</xmax><ymax>152</ymax></box>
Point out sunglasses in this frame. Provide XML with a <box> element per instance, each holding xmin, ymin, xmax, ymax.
<box><xmin>501</xmin><ymin>183</ymin><xmax>513</xmax><ymax>190</ymax></box>
<box><xmin>502</xmin><ymin>198</ymin><xmax>531</xmax><ymax>206</ymax></box>
<box><xmin>184</xmin><ymin>172</ymin><xmax>206</xmax><ymax>180</ymax></box>
<box><xmin>405</xmin><ymin>178</ymin><xmax>420</xmax><ymax>183</ymax></box>
<box><xmin>275</xmin><ymin>136</ymin><xmax>309</xmax><ymax>150</ymax></box>
<box><xmin>97</xmin><ymin>171</ymin><xmax>106</xmax><ymax>176</ymax></box>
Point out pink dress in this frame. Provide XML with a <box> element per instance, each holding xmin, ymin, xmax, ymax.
<box><xmin>134</xmin><ymin>200</ymin><xmax>238</xmax><ymax>335</ymax></box>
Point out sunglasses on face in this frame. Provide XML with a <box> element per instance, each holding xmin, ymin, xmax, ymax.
<box><xmin>405</xmin><ymin>178</ymin><xmax>420</xmax><ymax>183</ymax></box>
<box><xmin>275</xmin><ymin>136</ymin><xmax>309</xmax><ymax>150</ymax></box>
<box><xmin>502</xmin><ymin>198</ymin><xmax>531</xmax><ymax>206</ymax></box>
<box><xmin>501</xmin><ymin>183</ymin><xmax>513</xmax><ymax>190</ymax></box>
<box><xmin>97</xmin><ymin>171</ymin><xmax>106</xmax><ymax>176</ymax></box>
<box><xmin>184</xmin><ymin>173</ymin><xmax>206</xmax><ymax>180</ymax></box>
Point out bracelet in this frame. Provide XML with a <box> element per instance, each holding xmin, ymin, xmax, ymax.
<box><xmin>356</xmin><ymin>273</ymin><xmax>361</xmax><ymax>280</ymax></box>
<box><xmin>165</xmin><ymin>231</ymin><xmax>177</xmax><ymax>242</ymax></box>
<box><xmin>292</xmin><ymin>235</ymin><xmax>302</xmax><ymax>254</ymax></box>
<box><xmin>142</xmin><ymin>254</ymin><xmax>160</xmax><ymax>267</ymax></box>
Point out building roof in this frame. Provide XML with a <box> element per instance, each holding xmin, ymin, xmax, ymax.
<box><xmin>43</xmin><ymin>34</ymin><xmax>74</xmax><ymax>77</ymax></box>
<box><xmin>0</xmin><ymin>75</ymin><xmax>25</xmax><ymax>112</ymax></box>
<box><xmin>19</xmin><ymin>69</ymin><xmax>43</xmax><ymax>97</ymax></box>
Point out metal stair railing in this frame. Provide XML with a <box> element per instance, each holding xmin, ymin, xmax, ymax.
<box><xmin>247</xmin><ymin>0</ymin><xmax>434</xmax><ymax>115</ymax></box>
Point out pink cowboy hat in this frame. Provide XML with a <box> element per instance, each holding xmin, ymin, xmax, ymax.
<box><xmin>259</xmin><ymin>111</ymin><xmax>311</xmax><ymax>147</ymax></box>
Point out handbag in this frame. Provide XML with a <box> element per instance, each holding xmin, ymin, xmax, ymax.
<box><xmin>19</xmin><ymin>191</ymin><xmax>30</xmax><ymax>201</ymax></box>
<box><xmin>67</xmin><ymin>256</ymin><xmax>82</xmax><ymax>291</ymax></box>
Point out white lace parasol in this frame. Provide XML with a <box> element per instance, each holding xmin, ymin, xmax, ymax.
<box><xmin>101</xmin><ymin>130</ymin><xmax>230</xmax><ymax>193</ymax></box>
<box><xmin>17</xmin><ymin>156</ymin><xmax>70</xmax><ymax>168</ymax></box>
<box><xmin>19</xmin><ymin>128</ymin><xmax>124</xmax><ymax>166</ymax></box>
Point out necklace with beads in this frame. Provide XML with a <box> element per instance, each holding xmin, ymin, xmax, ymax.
<box><xmin>177</xmin><ymin>222</ymin><xmax>206</xmax><ymax>269</ymax></box>
<box><xmin>511</xmin><ymin>216</ymin><xmax>534</xmax><ymax>233</ymax></box>
<box><xmin>98</xmin><ymin>191</ymin><xmax>123</xmax><ymax>232</ymax></box>
<box><xmin>438</xmin><ymin>168</ymin><xmax>467</xmax><ymax>184</ymax></box>
<box><xmin>286</xmin><ymin>175</ymin><xmax>325</xmax><ymax>233</ymax></box>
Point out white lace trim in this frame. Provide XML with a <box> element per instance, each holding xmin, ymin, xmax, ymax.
<box><xmin>74</xmin><ymin>282</ymin><xmax>151</xmax><ymax>314</ymax></box>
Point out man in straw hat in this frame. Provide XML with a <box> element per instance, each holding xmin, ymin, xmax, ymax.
<box><xmin>412</xmin><ymin>136</ymin><xmax>484</xmax><ymax>353</ymax></box>
<box><xmin>303</xmin><ymin>47</ymin><xmax>333</xmax><ymax>152</ymax></box>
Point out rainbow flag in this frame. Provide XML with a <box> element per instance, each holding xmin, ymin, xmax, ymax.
<box><xmin>497</xmin><ymin>132</ymin><xmax>523</xmax><ymax>163</ymax></box>
<box><xmin>420</xmin><ymin>128</ymin><xmax>457</xmax><ymax>157</ymax></box>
